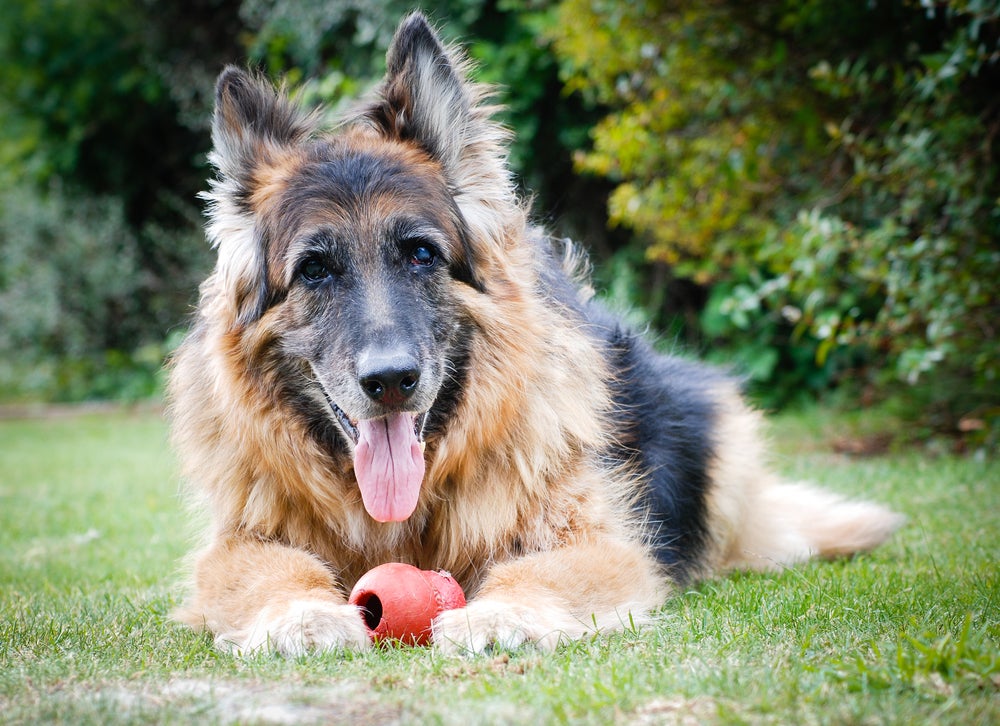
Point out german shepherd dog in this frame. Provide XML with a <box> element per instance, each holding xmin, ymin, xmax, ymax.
<box><xmin>169</xmin><ymin>12</ymin><xmax>902</xmax><ymax>656</ymax></box>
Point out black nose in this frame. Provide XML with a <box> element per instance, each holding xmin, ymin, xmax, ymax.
<box><xmin>357</xmin><ymin>350</ymin><xmax>420</xmax><ymax>405</ymax></box>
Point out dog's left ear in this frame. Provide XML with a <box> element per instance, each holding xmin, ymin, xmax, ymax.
<box><xmin>368</xmin><ymin>13</ymin><xmax>519</xmax><ymax>258</ymax></box>
<box><xmin>374</xmin><ymin>14</ymin><xmax>478</xmax><ymax>177</ymax></box>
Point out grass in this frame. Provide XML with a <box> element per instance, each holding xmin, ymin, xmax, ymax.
<box><xmin>1</xmin><ymin>405</ymin><xmax>997</xmax><ymax>724</ymax></box>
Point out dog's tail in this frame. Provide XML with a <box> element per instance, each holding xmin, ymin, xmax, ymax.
<box><xmin>721</xmin><ymin>480</ymin><xmax>906</xmax><ymax>572</ymax></box>
<box><xmin>709</xmin><ymin>392</ymin><xmax>905</xmax><ymax>573</ymax></box>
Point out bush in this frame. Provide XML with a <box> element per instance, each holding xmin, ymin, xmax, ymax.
<box><xmin>0</xmin><ymin>186</ymin><xmax>203</xmax><ymax>402</ymax></box>
<box><xmin>0</xmin><ymin>0</ymin><xmax>235</xmax><ymax>402</ymax></box>
<box><xmin>549</xmin><ymin>0</ymin><xmax>1000</xmax><ymax>427</ymax></box>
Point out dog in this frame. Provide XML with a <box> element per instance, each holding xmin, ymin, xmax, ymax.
<box><xmin>168</xmin><ymin>12</ymin><xmax>903</xmax><ymax>656</ymax></box>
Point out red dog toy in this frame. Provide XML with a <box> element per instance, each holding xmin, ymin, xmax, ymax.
<box><xmin>348</xmin><ymin>563</ymin><xmax>466</xmax><ymax>645</ymax></box>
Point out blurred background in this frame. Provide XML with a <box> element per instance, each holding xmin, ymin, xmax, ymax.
<box><xmin>0</xmin><ymin>0</ymin><xmax>996</xmax><ymax>448</ymax></box>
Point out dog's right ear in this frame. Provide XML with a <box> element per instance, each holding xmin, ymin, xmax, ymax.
<box><xmin>209</xmin><ymin>66</ymin><xmax>315</xmax><ymax>188</ymax></box>
<box><xmin>203</xmin><ymin>67</ymin><xmax>316</xmax><ymax>328</ymax></box>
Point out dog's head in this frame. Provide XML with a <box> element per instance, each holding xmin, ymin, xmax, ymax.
<box><xmin>200</xmin><ymin>13</ymin><xmax>520</xmax><ymax>522</ymax></box>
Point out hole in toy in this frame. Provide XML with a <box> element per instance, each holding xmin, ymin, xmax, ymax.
<box><xmin>357</xmin><ymin>593</ymin><xmax>383</xmax><ymax>631</ymax></box>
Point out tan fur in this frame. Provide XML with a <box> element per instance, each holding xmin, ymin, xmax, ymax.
<box><xmin>702</xmin><ymin>388</ymin><xmax>904</xmax><ymax>574</ymax></box>
<box><xmin>169</xmin><ymin>14</ymin><xmax>902</xmax><ymax>657</ymax></box>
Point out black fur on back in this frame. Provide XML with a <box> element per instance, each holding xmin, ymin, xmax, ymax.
<box><xmin>533</xmin><ymin>235</ymin><xmax>719</xmax><ymax>583</ymax></box>
<box><xmin>598</xmin><ymin>320</ymin><xmax>719</xmax><ymax>583</ymax></box>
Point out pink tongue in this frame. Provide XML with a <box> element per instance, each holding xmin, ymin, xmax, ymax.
<box><xmin>354</xmin><ymin>413</ymin><xmax>425</xmax><ymax>522</ymax></box>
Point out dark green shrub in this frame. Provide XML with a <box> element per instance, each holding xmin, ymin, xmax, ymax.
<box><xmin>0</xmin><ymin>186</ymin><xmax>204</xmax><ymax>402</ymax></box>
<box><xmin>549</xmin><ymin>0</ymin><xmax>999</xmax><ymax>428</ymax></box>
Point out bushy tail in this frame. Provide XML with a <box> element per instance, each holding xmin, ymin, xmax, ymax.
<box><xmin>723</xmin><ymin>481</ymin><xmax>905</xmax><ymax>573</ymax></box>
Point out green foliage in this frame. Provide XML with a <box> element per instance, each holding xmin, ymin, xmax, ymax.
<box><xmin>550</xmin><ymin>0</ymin><xmax>1000</xmax><ymax>423</ymax></box>
<box><xmin>0</xmin><ymin>0</ymin><xmax>219</xmax><ymax>221</ymax></box>
<box><xmin>0</xmin><ymin>185</ymin><xmax>203</xmax><ymax>402</ymax></box>
<box><xmin>1</xmin><ymin>0</ymin><xmax>995</xmax><ymax>423</ymax></box>
<box><xmin>238</xmin><ymin>0</ymin><xmax>489</xmax><ymax>105</ymax></box>
<box><xmin>0</xmin><ymin>187</ymin><xmax>138</xmax><ymax>357</ymax></box>
<box><xmin>0</xmin><ymin>1</ymin><xmax>234</xmax><ymax>402</ymax></box>
<box><xmin>743</xmin><ymin>1</ymin><xmax>999</xmax><ymax>416</ymax></box>
<box><xmin>551</xmin><ymin>1</ymin><xmax>808</xmax><ymax>280</ymax></box>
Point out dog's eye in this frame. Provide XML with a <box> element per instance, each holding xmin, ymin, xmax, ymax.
<box><xmin>299</xmin><ymin>257</ymin><xmax>331</xmax><ymax>283</ymax></box>
<box><xmin>409</xmin><ymin>244</ymin><xmax>437</xmax><ymax>268</ymax></box>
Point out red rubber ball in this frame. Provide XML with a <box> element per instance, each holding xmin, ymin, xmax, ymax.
<box><xmin>348</xmin><ymin>562</ymin><xmax>466</xmax><ymax>645</ymax></box>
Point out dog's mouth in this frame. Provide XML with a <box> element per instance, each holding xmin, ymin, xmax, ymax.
<box><xmin>327</xmin><ymin>399</ymin><xmax>429</xmax><ymax>449</ymax></box>
<box><xmin>323</xmin><ymin>393</ymin><xmax>429</xmax><ymax>523</ymax></box>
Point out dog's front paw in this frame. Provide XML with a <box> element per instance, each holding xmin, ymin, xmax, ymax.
<box><xmin>217</xmin><ymin>599</ymin><xmax>371</xmax><ymax>657</ymax></box>
<box><xmin>431</xmin><ymin>599</ymin><xmax>583</xmax><ymax>655</ymax></box>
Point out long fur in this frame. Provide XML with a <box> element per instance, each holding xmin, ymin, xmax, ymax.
<box><xmin>168</xmin><ymin>12</ymin><xmax>903</xmax><ymax>656</ymax></box>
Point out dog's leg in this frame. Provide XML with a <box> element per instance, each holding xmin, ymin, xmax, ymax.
<box><xmin>174</xmin><ymin>537</ymin><xmax>370</xmax><ymax>657</ymax></box>
<box><xmin>431</xmin><ymin>537</ymin><xmax>667</xmax><ymax>654</ymax></box>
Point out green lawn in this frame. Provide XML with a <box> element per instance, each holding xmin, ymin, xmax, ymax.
<box><xmin>1</xmin><ymin>406</ymin><xmax>997</xmax><ymax>724</ymax></box>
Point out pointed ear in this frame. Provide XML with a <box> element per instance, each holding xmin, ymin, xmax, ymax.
<box><xmin>202</xmin><ymin>67</ymin><xmax>315</xmax><ymax>328</ymax></box>
<box><xmin>210</xmin><ymin>66</ymin><xmax>316</xmax><ymax>185</ymax></box>
<box><xmin>372</xmin><ymin>13</ymin><xmax>472</xmax><ymax>175</ymax></box>
<box><xmin>367</xmin><ymin>13</ymin><xmax>521</xmax><ymax>252</ymax></box>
